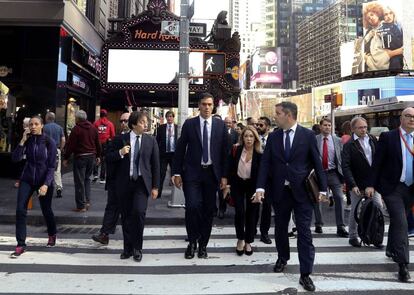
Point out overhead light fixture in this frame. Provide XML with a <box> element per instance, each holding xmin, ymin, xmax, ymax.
<box><xmin>190</xmin><ymin>92</ymin><xmax>195</xmax><ymax>94</ymax></box>
<box><xmin>149</xmin><ymin>90</ymin><xmax>155</xmax><ymax>94</ymax></box>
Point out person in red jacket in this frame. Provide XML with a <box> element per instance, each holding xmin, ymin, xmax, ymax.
<box><xmin>63</xmin><ymin>110</ymin><xmax>101</xmax><ymax>211</ymax></box>
<box><xmin>93</xmin><ymin>109</ymin><xmax>115</xmax><ymax>183</ymax></box>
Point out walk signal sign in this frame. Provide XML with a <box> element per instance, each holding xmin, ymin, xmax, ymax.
<box><xmin>203</xmin><ymin>53</ymin><xmax>225</xmax><ymax>75</ymax></box>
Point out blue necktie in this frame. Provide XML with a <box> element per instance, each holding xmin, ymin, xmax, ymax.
<box><xmin>132</xmin><ymin>135</ymin><xmax>140</xmax><ymax>180</ymax></box>
<box><xmin>405</xmin><ymin>133</ymin><xmax>413</xmax><ymax>186</ymax></box>
<box><xmin>167</xmin><ymin>125</ymin><xmax>172</xmax><ymax>152</ymax></box>
<box><xmin>284</xmin><ymin>129</ymin><xmax>291</xmax><ymax>160</ymax></box>
<box><xmin>202</xmin><ymin>120</ymin><xmax>208</xmax><ymax>163</ymax></box>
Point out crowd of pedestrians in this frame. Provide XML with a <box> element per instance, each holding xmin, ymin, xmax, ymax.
<box><xmin>8</xmin><ymin>93</ymin><xmax>414</xmax><ymax>291</ymax></box>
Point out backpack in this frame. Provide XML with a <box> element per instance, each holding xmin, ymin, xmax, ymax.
<box><xmin>354</xmin><ymin>197</ymin><xmax>384</xmax><ymax>247</ymax></box>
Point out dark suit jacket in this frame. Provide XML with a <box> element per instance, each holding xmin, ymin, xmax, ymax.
<box><xmin>256</xmin><ymin>125</ymin><xmax>327</xmax><ymax>203</ymax></box>
<box><xmin>342</xmin><ymin>134</ymin><xmax>377</xmax><ymax>191</ymax></box>
<box><xmin>172</xmin><ymin>116</ymin><xmax>228</xmax><ymax>182</ymax></box>
<box><xmin>372</xmin><ymin>128</ymin><xmax>405</xmax><ymax>196</ymax></box>
<box><xmin>106</xmin><ymin>132</ymin><xmax>160</xmax><ymax>196</ymax></box>
<box><xmin>155</xmin><ymin>123</ymin><xmax>178</xmax><ymax>156</ymax></box>
<box><xmin>225</xmin><ymin>145</ymin><xmax>261</xmax><ymax>186</ymax></box>
<box><xmin>227</xmin><ymin>129</ymin><xmax>239</xmax><ymax>152</ymax></box>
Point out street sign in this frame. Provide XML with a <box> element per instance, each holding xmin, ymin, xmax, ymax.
<box><xmin>161</xmin><ymin>21</ymin><xmax>207</xmax><ymax>38</ymax></box>
<box><xmin>189</xmin><ymin>22</ymin><xmax>207</xmax><ymax>37</ymax></box>
<box><xmin>203</xmin><ymin>53</ymin><xmax>226</xmax><ymax>75</ymax></box>
<box><xmin>161</xmin><ymin>21</ymin><xmax>179</xmax><ymax>36</ymax></box>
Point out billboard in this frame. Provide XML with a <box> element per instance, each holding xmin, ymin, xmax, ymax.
<box><xmin>250</xmin><ymin>47</ymin><xmax>283</xmax><ymax>84</ymax></box>
<box><xmin>107</xmin><ymin>49</ymin><xmax>204</xmax><ymax>84</ymax></box>
<box><xmin>341</xmin><ymin>0</ymin><xmax>414</xmax><ymax>77</ymax></box>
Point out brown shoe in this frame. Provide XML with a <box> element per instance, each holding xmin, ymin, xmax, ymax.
<box><xmin>72</xmin><ymin>208</ymin><xmax>87</xmax><ymax>212</ymax></box>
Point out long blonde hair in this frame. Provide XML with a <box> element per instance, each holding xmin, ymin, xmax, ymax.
<box><xmin>238</xmin><ymin>125</ymin><xmax>262</xmax><ymax>154</ymax></box>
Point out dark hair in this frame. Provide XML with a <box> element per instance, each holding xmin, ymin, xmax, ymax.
<box><xmin>165</xmin><ymin>110</ymin><xmax>175</xmax><ymax>118</ymax></box>
<box><xmin>30</xmin><ymin>115</ymin><xmax>43</xmax><ymax>124</ymax></box>
<box><xmin>276</xmin><ymin>101</ymin><xmax>298</xmax><ymax>120</ymax></box>
<box><xmin>312</xmin><ymin>124</ymin><xmax>321</xmax><ymax>135</ymax></box>
<box><xmin>259</xmin><ymin>116</ymin><xmax>271</xmax><ymax>127</ymax></box>
<box><xmin>320</xmin><ymin>118</ymin><xmax>332</xmax><ymax>125</ymax></box>
<box><xmin>199</xmin><ymin>92</ymin><xmax>214</xmax><ymax>102</ymax></box>
<box><xmin>341</xmin><ymin>120</ymin><xmax>352</xmax><ymax>135</ymax></box>
<box><xmin>237</xmin><ymin>122</ymin><xmax>245</xmax><ymax>129</ymax></box>
<box><xmin>128</xmin><ymin>111</ymin><xmax>148</xmax><ymax>130</ymax></box>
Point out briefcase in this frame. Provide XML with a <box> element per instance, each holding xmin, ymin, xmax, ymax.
<box><xmin>305</xmin><ymin>169</ymin><xmax>320</xmax><ymax>203</ymax></box>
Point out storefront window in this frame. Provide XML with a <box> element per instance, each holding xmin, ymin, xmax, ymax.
<box><xmin>0</xmin><ymin>94</ymin><xmax>14</xmax><ymax>153</ymax></box>
<box><xmin>66</xmin><ymin>97</ymin><xmax>79</xmax><ymax>135</ymax></box>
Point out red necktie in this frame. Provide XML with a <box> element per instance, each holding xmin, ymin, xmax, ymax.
<box><xmin>322</xmin><ymin>137</ymin><xmax>328</xmax><ymax>170</ymax></box>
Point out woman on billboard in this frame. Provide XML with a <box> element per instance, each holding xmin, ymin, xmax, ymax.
<box><xmin>380</xmin><ymin>6</ymin><xmax>404</xmax><ymax>70</ymax></box>
<box><xmin>363</xmin><ymin>2</ymin><xmax>404</xmax><ymax>71</ymax></box>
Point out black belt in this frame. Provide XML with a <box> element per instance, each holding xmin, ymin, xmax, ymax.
<box><xmin>201</xmin><ymin>164</ymin><xmax>212</xmax><ymax>169</ymax></box>
<box><xmin>130</xmin><ymin>175</ymin><xmax>143</xmax><ymax>181</ymax></box>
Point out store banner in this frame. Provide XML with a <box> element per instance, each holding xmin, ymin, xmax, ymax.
<box><xmin>341</xmin><ymin>0</ymin><xmax>413</xmax><ymax>77</ymax></box>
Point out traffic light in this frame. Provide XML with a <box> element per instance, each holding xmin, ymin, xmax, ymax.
<box><xmin>335</xmin><ymin>93</ymin><xmax>343</xmax><ymax>107</ymax></box>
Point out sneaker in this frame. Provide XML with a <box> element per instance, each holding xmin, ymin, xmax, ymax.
<box><xmin>10</xmin><ymin>246</ymin><xmax>25</xmax><ymax>258</ymax></box>
<box><xmin>92</xmin><ymin>176</ymin><xmax>98</xmax><ymax>182</ymax></box>
<box><xmin>408</xmin><ymin>230</ymin><xmax>414</xmax><ymax>238</ymax></box>
<box><xmin>47</xmin><ymin>235</ymin><xmax>56</xmax><ymax>247</ymax></box>
<box><xmin>99</xmin><ymin>179</ymin><xmax>106</xmax><ymax>184</ymax></box>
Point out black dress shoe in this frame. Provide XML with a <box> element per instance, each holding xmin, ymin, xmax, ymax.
<box><xmin>198</xmin><ymin>245</ymin><xmax>208</xmax><ymax>258</ymax></box>
<box><xmin>329</xmin><ymin>196</ymin><xmax>334</xmax><ymax>207</ymax></box>
<box><xmin>398</xmin><ymin>263</ymin><xmax>411</xmax><ymax>282</ymax></box>
<box><xmin>260</xmin><ymin>234</ymin><xmax>272</xmax><ymax>244</ymax></box>
<box><xmin>120</xmin><ymin>251</ymin><xmax>132</xmax><ymax>259</ymax></box>
<box><xmin>185</xmin><ymin>243</ymin><xmax>197</xmax><ymax>259</ymax></box>
<box><xmin>244</xmin><ymin>245</ymin><xmax>253</xmax><ymax>256</ymax></box>
<box><xmin>386</xmin><ymin>250</ymin><xmax>395</xmax><ymax>259</ymax></box>
<box><xmin>92</xmin><ymin>233</ymin><xmax>109</xmax><ymax>245</ymax></box>
<box><xmin>337</xmin><ymin>227</ymin><xmax>349</xmax><ymax>238</ymax></box>
<box><xmin>348</xmin><ymin>238</ymin><xmax>361</xmax><ymax>248</ymax></box>
<box><xmin>315</xmin><ymin>226</ymin><xmax>323</xmax><ymax>234</ymax></box>
<box><xmin>273</xmin><ymin>258</ymin><xmax>287</xmax><ymax>273</ymax></box>
<box><xmin>133</xmin><ymin>249</ymin><xmax>143</xmax><ymax>262</ymax></box>
<box><xmin>299</xmin><ymin>275</ymin><xmax>316</xmax><ymax>292</ymax></box>
<box><xmin>236</xmin><ymin>248</ymin><xmax>244</xmax><ymax>256</ymax></box>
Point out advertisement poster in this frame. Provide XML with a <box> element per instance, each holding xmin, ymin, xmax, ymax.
<box><xmin>250</xmin><ymin>47</ymin><xmax>283</xmax><ymax>84</ymax></box>
<box><xmin>341</xmin><ymin>0</ymin><xmax>413</xmax><ymax>77</ymax></box>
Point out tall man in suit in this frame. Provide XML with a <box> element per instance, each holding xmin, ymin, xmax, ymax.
<box><xmin>366</xmin><ymin>107</ymin><xmax>414</xmax><ymax>282</ymax></box>
<box><xmin>254</xmin><ymin>102</ymin><xmax>327</xmax><ymax>292</ymax></box>
<box><xmin>341</xmin><ymin>116</ymin><xmax>382</xmax><ymax>248</ymax></box>
<box><xmin>106</xmin><ymin>111</ymin><xmax>160</xmax><ymax>262</ymax></box>
<box><xmin>172</xmin><ymin>93</ymin><xmax>228</xmax><ymax>259</ymax></box>
<box><xmin>314</xmin><ymin>118</ymin><xmax>348</xmax><ymax>237</ymax></box>
<box><xmin>155</xmin><ymin>110</ymin><xmax>177</xmax><ymax>199</ymax></box>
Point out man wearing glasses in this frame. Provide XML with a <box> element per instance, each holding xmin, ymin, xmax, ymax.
<box><xmin>366</xmin><ymin>107</ymin><xmax>414</xmax><ymax>282</ymax></box>
<box><xmin>92</xmin><ymin>112</ymin><xmax>130</xmax><ymax>245</ymax></box>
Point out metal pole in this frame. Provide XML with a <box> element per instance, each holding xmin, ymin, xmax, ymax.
<box><xmin>169</xmin><ymin>0</ymin><xmax>189</xmax><ymax>208</ymax></box>
<box><xmin>331</xmin><ymin>88</ymin><xmax>335</xmax><ymax>136</ymax></box>
<box><xmin>177</xmin><ymin>0</ymin><xmax>190</xmax><ymax>137</ymax></box>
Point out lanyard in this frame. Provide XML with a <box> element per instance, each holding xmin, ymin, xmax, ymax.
<box><xmin>399</xmin><ymin>128</ymin><xmax>414</xmax><ymax>157</ymax></box>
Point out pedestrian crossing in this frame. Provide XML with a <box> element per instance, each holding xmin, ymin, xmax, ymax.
<box><xmin>0</xmin><ymin>226</ymin><xmax>413</xmax><ymax>294</ymax></box>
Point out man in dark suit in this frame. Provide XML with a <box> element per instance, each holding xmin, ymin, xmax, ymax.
<box><xmin>314</xmin><ymin>118</ymin><xmax>348</xmax><ymax>237</ymax></box>
<box><xmin>106</xmin><ymin>111</ymin><xmax>160</xmax><ymax>262</ymax></box>
<box><xmin>341</xmin><ymin>116</ymin><xmax>382</xmax><ymax>248</ymax></box>
<box><xmin>155</xmin><ymin>110</ymin><xmax>178</xmax><ymax>199</ymax></box>
<box><xmin>172</xmin><ymin>93</ymin><xmax>228</xmax><ymax>259</ymax></box>
<box><xmin>254</xmin><ymin>102</ymin><xmax>327</xmax><ymax>292</ymax></box>
<box><xmin>366</xmin><ymin>107</ymin><xmax>414</xmax><ymax>282</ymax></box>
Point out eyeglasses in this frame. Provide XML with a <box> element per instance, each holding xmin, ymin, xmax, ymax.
<box><xmin>119</xmin><ymin>119</ymin><xmax>128</xmax><ymax>123</ymax></box>
<box><xmin>404</xmin><ymin>114</ymin><xmax>414</xmax><ymax>120</ymax></box>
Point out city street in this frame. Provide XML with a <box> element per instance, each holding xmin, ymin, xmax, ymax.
<box><xmin>0</xmin><ymin>174</ymin><xmax>413</xmax><ymax>294</ymax></box>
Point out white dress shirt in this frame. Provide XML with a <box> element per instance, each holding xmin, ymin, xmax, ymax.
<box><xmin>399</xmin><ymin>127</ymin><xmax>414</xmax><ymax>182</ymax></box>
<box><xmin>353</xmin><ymin>133</ymin><xmax>372</xmax><ymax>166</ymax></box>
<box><xmin>199</xmin><ymin>116</ymin><xmax>212</xmax><ymax>165</ymax></box>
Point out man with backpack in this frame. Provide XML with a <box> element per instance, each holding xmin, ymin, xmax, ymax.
<box><xmin>341</xmin><ymin>117</ymin><xmax>383</xmax><ymax>248</ymax></box>
<box><xmin>366</xmin><ymin>107</ymin><xmax>414</xmax><ymax>282</ymax></box>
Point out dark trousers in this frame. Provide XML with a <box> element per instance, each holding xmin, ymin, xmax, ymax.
<box><xmin>255</xmin><ymin>193</ymin><xmax>272</xmax><ymax>235</ymax></box>
<box><xmin>233</xmin><ymin>177</ymin><xmax>259</xmax><ymax>243</ymax></box>
<box><xmin>383</xmin><ymin>183</ymin><xmax>414</xmax><ymax>264</ymax></box>
<box><xmin>274</xmin><ymin>186</ymin><xmax>315</xmax><ymax>275</ymax></box>
<box><xmin>100</xmin><ymin>181</ymin><xmax>120</xmax><ymax>235</ymax></box>
<box><xmin>183</xmin><ymin>166</ymin><xmax>218</xmax><ymax>246</ymax></box>
<box><xmin>217</xmin><ymin>190</ymin><xmax>227</xmax><ymax>213</ymax></box>
<box><xmin>93</xmin><ymin>142</ymin><xmax>107</xmax><ymax>180</ymax></box>
<box><xmin>159</xmin><ymin>153</ymin><xmax>174</xmax><ymax>198</ymax></box>
<box><xmin>73</xmin><ymin>155</ymin><xmax>95</xmax><ymax>209</ymax></box>
<box><xmin>120</xmin><ymin>177</ymin><xmax>149</xmax><ymax>253</ymax></box>
<box><xmin>16</xmin><ymin>181</ymin><xmax>56</xmax><ymax>247</ymax></box>
<box><xmin>313</xmin><ymin>170</ymin><xmax>345</xmax><ymax>227</ymax></box>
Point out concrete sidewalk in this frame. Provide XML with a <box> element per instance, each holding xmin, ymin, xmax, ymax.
<box><xmin>0</xmin><ymin>172</ymin><xmax>236</xmax><ymax>226</ymax></box>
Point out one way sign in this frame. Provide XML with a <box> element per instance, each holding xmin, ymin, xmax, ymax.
<box><xmin>161</xmin><ymin>21</ymin><xmax>207</xmax><ymax>38</ymax></box>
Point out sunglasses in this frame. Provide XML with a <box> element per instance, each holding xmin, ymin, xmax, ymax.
<box><xmin>256</xmin><ymin>123</ymin><xmax>265</xmax><ymax>127</ymax></box>
<box><xmin>119</xmin><ymin>119</ymin><xmax>128</xmax><ymax>123</ymax></box>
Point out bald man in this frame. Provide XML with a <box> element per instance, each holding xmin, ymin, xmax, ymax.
<box><xmin>367</xmin><ymin>107</ymin><xmax>414</xmax><ymax>282</ymax></box>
